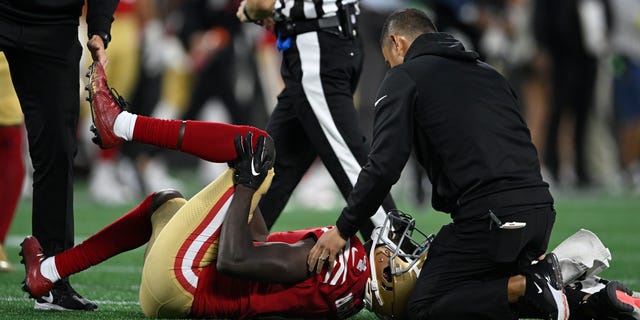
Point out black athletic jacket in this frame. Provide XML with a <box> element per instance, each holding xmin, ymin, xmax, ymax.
<box><xmin>0</xmin><ymin>0</ymin><xmax>118</xmax><ymax>37</ymax></box>
<box><xmin>336</xmin><ymin>32</ymin><xmax>553</xmax><ymax>238</ymax></box>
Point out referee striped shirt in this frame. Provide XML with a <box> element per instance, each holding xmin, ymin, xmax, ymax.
<box><xmin>274</xmin><ymin>0</ymin><xmax>358</xmax><ymax>21</ymax></box>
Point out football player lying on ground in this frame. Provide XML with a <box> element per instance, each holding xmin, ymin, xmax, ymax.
<box><xmin>20</xmin><ymin>61</ymin><xmax>640</xmax><ymax>319</ymax></box>
<box><xmin>19</xmin><ymin>61</ymin><xmax>415</xmax><ymax>319</ymax></box>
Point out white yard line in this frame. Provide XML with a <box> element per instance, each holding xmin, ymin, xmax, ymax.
<box><xmin>5</xmin><ymin>235</ymin><xmax>93</xmax><ymax>248</ymax></box>
<box><xmin>0</xmin><ymin>296</ymin><xmax>139</xmax><ymax>305</ymax></box>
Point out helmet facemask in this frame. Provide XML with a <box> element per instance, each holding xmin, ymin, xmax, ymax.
<box><xmin>364</xmin><ymin>210</ymin><xmax>434</xmax><ymax>319</ymax></box>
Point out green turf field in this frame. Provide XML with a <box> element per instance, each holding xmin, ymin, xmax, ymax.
<box><xmin>1</xmin><ymin>175</ymin><xmax>639</xmax><ymax>319</ymax></box>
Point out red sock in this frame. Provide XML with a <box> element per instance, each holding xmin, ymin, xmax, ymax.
<box><xmin>54</xmin><ymin>192</ymin><xmax>157</xmax><ymax>278</ymax></box>
<box><xmin>0</xmin><ymin>126</ymin><xmax>24</xmax><ymax>243</ymax></box>
<box><xmin>132</xmin><ymin>116</ymin><xmax>267</xmax><ymax>163</ymax></box>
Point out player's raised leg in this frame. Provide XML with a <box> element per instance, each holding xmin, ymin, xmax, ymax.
<box><xmin>86</xmin><ymin>61</ymin><xmax>267</xmax><ymax>162</ymax></box>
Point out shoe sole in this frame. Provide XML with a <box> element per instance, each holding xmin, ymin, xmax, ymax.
<box><xmin>34</xmin><ymin>300</ymin><xmax>96</xmax><ymax>311</ymax></box>
<box><xmin>546</xmin><ymin>280</ymin><xmax>569</xmax><ymax>320</ymax></box>
<box><xmin>18</xmin><ymin>239</ymin><xmax>35</xmax><ymax>298</ymax></box>
<box><xmin>545</xmin><ymin>253</ymin><xmax>570</xmax><ymax>320</ymax></box>
<box><xmin>545</xmin><ymin>253</ymin><xmax>564</xmax><ymax>290</ymax></box>
<box><xmin>34</xmin><ymin>301</ymin><xmax>73</xmax><ymax>311</ymax></box>
<box><xmin>86</xmin><ymin>63</ymin><xmax>106</xmax><ymax>149</ymax></box>
<box><xmin>85</xmin><ymin>62</ymin><xmax>126</xmax><ymax>149</ymax></box>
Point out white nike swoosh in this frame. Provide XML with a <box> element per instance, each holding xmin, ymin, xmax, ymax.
<box><xmin>251</xmin><ymin>161</ymin><xmax>260</xmax><ymax>176</ymax></box>
<box><xmin>374</xmin><ymin>95</ymin><xmax>388</xmax><ymax>108</ymax></box>
<box><xmin>534</xmin><ymin>282</ymin><xmax>543</xmax><ymax>294</ymax></box>
<box><xmin>42</xmin><ymin>292</ymin><xmax>54</xmax><ymax>303</ymax></box>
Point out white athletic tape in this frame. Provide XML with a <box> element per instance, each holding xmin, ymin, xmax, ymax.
<box><xmin>552</xmin><ymin>229</ymin><xmax>612</xmax><ymax>286</ymax></box>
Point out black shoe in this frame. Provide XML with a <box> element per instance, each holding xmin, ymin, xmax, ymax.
<box><xmin>520</xmin><ymin>253</ymin><xmax>569</xmax><ymax>320</ymax></box>
<box><xmin>34</xmin><ymin>280</ymin><xmax>97</xmax><ymax>311</ymax></box>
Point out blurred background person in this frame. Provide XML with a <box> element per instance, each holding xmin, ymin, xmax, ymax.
<box><xmin>500</xmin><ymin>0</ymin><xmax>549</xmax><ymax>155</ymax></box>
<box><xmin>533</xmin><ymin>0</ymin><xmax>612</xmax><ymax>189</ymax></box>
<box><xmin>177</xmin><ymin>0</ymin><xmax>268</xmax><ymax>128</ymax></box>
<box><xmin>164</xmin><ymin>0</ymin><xmax>270</xmax><ymax>186</ymax></box>
<box><xmin>0</xmin><ymin>53</ymin><xmax>24</xmax><ymax>272</ymax></box>
<box><xmin>471</xmin><ymin>0</ymin><xmax>551</xmax><ymax>175</ymax></box>
<box><xmin>117</xmin><ymin>0</ymin><xmax>189</xmax><ymax>196</ymax></box>
<box><xmin>356</xmin><ymin>0</ymin><xmax>407</xmax><ymax>137</ymax></box>
<box><xmin>427</xmin><ymin>0</ymin><xmax>492</xmax><ymax>56</ymax></box>
<box><xmin>610</xmin><ymin>0</ymin><xmax>640</xmax><ymax>192</ymax></box>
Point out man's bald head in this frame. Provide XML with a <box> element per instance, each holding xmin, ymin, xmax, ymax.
<box><xmin>379</xmin><ymin>8</ymin><xmax>437</xmax><ymax>49</ymax></box>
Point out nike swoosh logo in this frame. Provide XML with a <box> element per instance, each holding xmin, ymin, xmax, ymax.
<box><xmin>374</xmin><ymin>95</ymin><xmax>388</xmax><ymax>108</ymax></box>
<box><xmin>41</xmin><ymin>292</ymin><xmax>54</xmax><ymax>303</ymax></box>
<box><xmin>251</xmin><ymin>161</ymin><xmax>260</xmax><ymax>177</ymax></box>
<box><xmin>534</xmin><ymin>282</ymin><xmax>543</xmax><ymax>294</ymax></box>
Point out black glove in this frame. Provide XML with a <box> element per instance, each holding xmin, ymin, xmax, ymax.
<box><xmin>581</xmin><ymin>281</ymin><xmax>636</xmax><ymax>319</ymax></box>
<box><xmin>231</xmin><ymin>132</ymin><xmax>275</xmax><ymax>189</ymax></box>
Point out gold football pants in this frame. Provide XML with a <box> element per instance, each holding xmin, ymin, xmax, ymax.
<box><xmin>139</xmin><ymin>168</ymin><xmax>273</xmax><ymax>318</ymax></box>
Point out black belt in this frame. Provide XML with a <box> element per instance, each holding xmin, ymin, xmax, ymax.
<box><xmin>276</xmin><ymin>15</ymin><xmax>342</xmax><ymax>38</ymax></box>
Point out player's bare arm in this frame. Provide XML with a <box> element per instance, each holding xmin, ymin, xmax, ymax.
<box><xmin>248</xmin><ymin>206</ymin><xmax>269</xmax><ymax>242</ymax></box>
<box><xmin>236</xmin><ymin>0</ymin><xmax>275</xmax><ymax>23</ymax></box>
<box><xmin>217</xmin><ymin>133</ymin><xmax>313</xmax><ymax>283</ymax></box>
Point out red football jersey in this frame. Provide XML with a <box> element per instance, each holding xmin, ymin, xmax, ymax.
<box><xmin>190</xmin><ymin>227</ymin><xmax>369</xmax><ymax>319</ymax></box>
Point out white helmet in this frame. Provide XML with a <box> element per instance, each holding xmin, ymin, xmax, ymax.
<box><xmin>364</xmin><ymin>210</ymin><xmax>434</xmax><ymax>319</ymax></box>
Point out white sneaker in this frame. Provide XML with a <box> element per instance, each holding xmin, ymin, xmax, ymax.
<box><xmin>89</xmin><ymin>159</ymin><xmax>136</xmax><ymax>205</ymax></box>
<box><xmin>142</xmin><ymin>158</ymin><xmax>184</xmax><ymax>193</ymax></box>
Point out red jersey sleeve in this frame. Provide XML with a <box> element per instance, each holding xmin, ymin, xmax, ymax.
<box><xmin>266</xmin><ymin>226</ymin><xmax>369</xmax><ymax>318</ymax></box>
<box><xmin>195</xmin><ymin>227</ymin><xmax>369</xmax><ymax>319</ymax></box>
<box><xmin>266</xmin><ymin>226</ymin><xmax>331</xmax><ymax>243</ymax></box>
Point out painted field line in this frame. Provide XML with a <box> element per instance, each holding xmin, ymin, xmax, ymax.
<box><xmin>0</xmin><ymin>296</ymin><xmax>139</xmax><ymax>305</ymax></box>
<box><xmin>5</xmin><ymin>235</ymin><xmax>97</xmax><ymax>248</ymax></box>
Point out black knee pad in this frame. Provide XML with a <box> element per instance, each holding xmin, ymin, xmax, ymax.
<box><xmin>150</xmin><ymin>189</ymin><xmax>183</xmax><ymax>213</ymax></box>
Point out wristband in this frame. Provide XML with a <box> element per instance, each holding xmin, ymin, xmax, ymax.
<box><xmin>89</xmin><ymin>31</ymin><xmax>111</xmax><ymax>49</ymax></box>
<box><xmin>243</xmin><ymin>7</ymin><xmax>262</xmax><ymax>25</ymax></box>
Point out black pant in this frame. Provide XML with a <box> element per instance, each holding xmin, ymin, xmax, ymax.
<box><xmin>258</xmin><ymin>29</ymin><xmax>395</xmax><ymax>238</ymax></box>
<box><xmin>544</xmin><ymin>54</ymin><xmax>597</xmax><ymax>186</ymax></box>
<box><xmin>0</xmin><ymin>17</ymin><xmax>81</xmax><ymax>255</ymax></box>
<box><xmin>182</xmin><ymin>43</ymin><xmax>255</xmax><ymax>125</ymax></box>
<box><xmin>408</xmin><ymin>206</ymin><xmax>556</xmax><ymax>320</ymax></box>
